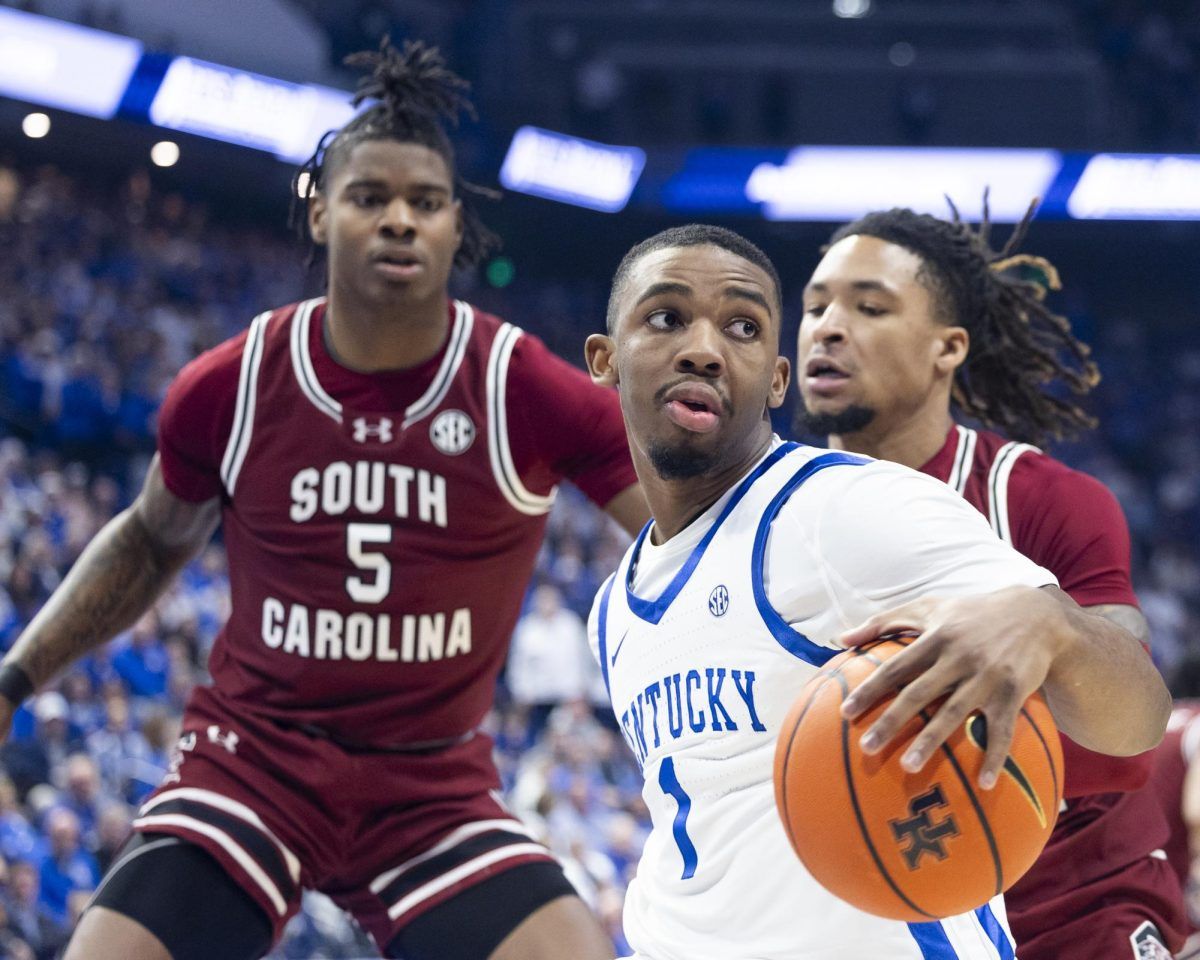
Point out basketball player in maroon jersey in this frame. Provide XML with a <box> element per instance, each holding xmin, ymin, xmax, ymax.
<box><xmin>795</xmin><ymin>203</ymin><xmax>1186</xmax><ymax>959</ymax></box>
<box><xmin>1148</xmin><ymin>700</ymin><xmax>1200</xmax><ymax>954</ymax></box>
<box><xmin>0</xmin><ymin>40</ymin><xmax>645</xmax><ymax>960</ymax></box>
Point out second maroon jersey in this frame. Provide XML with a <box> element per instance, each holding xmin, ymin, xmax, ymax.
<box><xmin>921</xmin><ymin>424</ymin><xmax>1184</xmax><ymax>949</ymax></box>
<box><xmin>157</xmin><ymin>298</ymin><xmax>636</xmax><ymax>746</ymax></box>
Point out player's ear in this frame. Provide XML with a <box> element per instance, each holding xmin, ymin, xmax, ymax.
<box><xmin>935</xmin><ymin>326</ymin><xmax>969</xmax><ymax>376</ymax></box>
<box><xmin>308</xmin><ymin>191</ymin><xmax>329</xmax><ymax>246</ymax></box>
<box><xmin>767</xmin><ymin>355</ymin><xmax>790</xmax><ymax>410</ymax></box>
<box><xmin>585</xmin><ymin>333</ymin><xmax>619</xmax><ymax>387</ymax></box>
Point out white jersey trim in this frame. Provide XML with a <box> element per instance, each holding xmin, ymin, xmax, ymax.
<box><xmin>368</xmin><ymin>817</ymin><xmax>537</xmax><ymax>894</ymax></box>
<box><xmin>948</xmin><ymin>425</ymin><xmax>978</xmax><ymax>496</ymax></box>
<box><xmin>219</xmin><ymin>310</ymin><xmax>271</xmax><ymax>497</ymax></box>
<box><xmin>402</xmin><ymin>300</ymin><xmax>473</xmax><ymax>428</ymax></box>
<box><xmin>140</xmin><ymin>786</ymin><xmax>302</xmax><ymax>884</ymax></box>
<box><xmin>385</xmin><ymin>843</ymin><xmax>553</xmax><ymax>921</ymax></box>
<box><xmin>486</xmin><ymin>323</ymin><xmax>557</xmax><ymax>516</ymax></box>
<box><xmin>987</xmin><ymin>440</ymin><xmax>1039</xmax><ymax>543</ymax></box>
<box><xmin>131</xmin><ymin>812</ymin><xmax>290</xmax><ymax>917</ymax></box>
<box><xmin>289</xmin><ymin>297</ymin><xmax>342</xmax><ymax>423</ymax></box>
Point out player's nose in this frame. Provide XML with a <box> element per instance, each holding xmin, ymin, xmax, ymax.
<box><xmin>807</xmin><ymin>304</ymin><xmax>848</xmax><ymax>345</ymax></box>
<box><xmin>675</xmin><ymin>318</ymin><xmax>724</xmax><ymax>376</ymax></box>
<box><xmin>379</xmin><ymin>198</ymin><xmax>417</xmax><ymax>237</ymax></box>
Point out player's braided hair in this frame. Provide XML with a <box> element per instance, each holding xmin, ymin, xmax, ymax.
<box><xmin>828</xmin><ymin>197</ymin><xmax>1099</xmax><ymax>446</ymax></box>
<box><xmin>291</xmin><ymin>37</ymin><xmax>499</xmax><ymax>269</ymax></box>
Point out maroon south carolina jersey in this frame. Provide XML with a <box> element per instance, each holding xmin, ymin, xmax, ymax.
<box><xmin>156</xmin><ymin>297</ymin><xmax>636</xmax><ymax>747</ymax></box>
<box><xmin>1151</xmin><ymin>701</ymin><xmax>1200</xmax><ymax>923</ymax></box>
<box><xmin>921</xmin><ymin>424</ymin><xmax>1186</xmax><ymax>956</ymax></box>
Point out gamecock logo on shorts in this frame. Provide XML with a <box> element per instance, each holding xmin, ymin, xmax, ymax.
<box><xmin>430</xmin><ymin>410</ymin><xmax>475</xmax><ymax>456</ymax></box>
<box><xmin>1130</xmin><ymin>920</ymin><xmax>1172</xmax><ymax>960</ymax></box>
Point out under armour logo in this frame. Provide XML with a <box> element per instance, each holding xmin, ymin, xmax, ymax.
<box><xmin>708</xmin><ymin>585</ymin><xmax>730</xmax><ymax>617</ymax></box>
<box><xmin>430</xmin><ymin>409</ymin><xmax>475</xmax><ymax>456</ymax></box>
<box><xmin>890</xmin><ymin>785</ymin><xmax>960</xmax><ymax>870</ymax></box>
<box><xmin>352</xmin><ymin>416</ymin><xmax>395</xmax><ymax>443</ymax></box>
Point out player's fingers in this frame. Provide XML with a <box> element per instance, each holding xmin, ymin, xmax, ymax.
<box><xmin>892</xmin><ymin>683</ymin><xmax>982</xmax><ymax>773</ymax></box>
<box><xmin>839</xmin><ymin>601</ymin><xmax>934</xmax><ymax>648</ymax></box>
<box><xmin>977</xmin><ymin>702</ymin><xmax>1020</xmax><ymax>791</ymax></box>
<box><xmin>841</xmin><ymin>636</ymin><xmax>937</xmax><ymax>720</ymax></box>
<box><xmin>855</xmin><ymin>660</ymin><xmax>957</xmax><ymax>755</ymax></box>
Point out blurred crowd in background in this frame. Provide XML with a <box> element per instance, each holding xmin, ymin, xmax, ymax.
<box><xmin>0</xmin><ymin>152</ymin><xmax>1198</xmax><ymax>957</ymax></box>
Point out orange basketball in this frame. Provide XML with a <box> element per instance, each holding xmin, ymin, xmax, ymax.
<box><xmin>773</xmin><ymin>638</ymin><xmax>1062</xmax><ymax>922</ymax></box>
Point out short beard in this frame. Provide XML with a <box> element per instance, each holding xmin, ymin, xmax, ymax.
<box><xmin>647</xmin><ymin>440</ymin><xmax>720</xmax><ymax>480</ymax></box>
<box><xmin>794</xmin><ymin>403</ymin><xmax>876</xmax><ymax>439</ymax></box>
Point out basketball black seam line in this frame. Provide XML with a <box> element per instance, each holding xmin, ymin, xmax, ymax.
<box><xmin>780</xmin><ymin>670</ymin><xmax>833</xmax><ymax>854</ymax></box>
<box><xmin>1019</xmin><ymin>703</ymin><xmax>1061</xmax><ymax>814</ymax></box>
<box><xmin>837</xmin><ymin>673</ymin><xmax>936</xmax><ymax>920</ymax></box>
<box><xmin>919</xmin><ymin>706</ymin><xmax>1005</xmax><ymax>898</ymax></box>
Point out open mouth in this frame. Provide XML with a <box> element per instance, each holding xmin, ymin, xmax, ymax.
<box><xmin>372</xmin><ymin>250</ymin><xmax>424</xmax><ymax>279</ymax></box>
<box><xmin>805</xmin><ymin>358</ymin><xmax>849</xmax><ymax>381</ymax></box>
<box><xmin>662</xmin><ymin>383</ymin><xmax>724</xmax><ymax>434</ymax></box>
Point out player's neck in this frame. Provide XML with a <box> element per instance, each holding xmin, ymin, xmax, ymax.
<box><xmin>640</xmin><ymin>432</ymin><xmax>775</xmax><ymax>543</ymax></box>
<box><xmin>323</xmin><ymin>287</ymin><xmax>450</xmax><ymax>372</ymax></box>
<box><xmin>828</xmin><ymin>409</ymin><xmax>954</xmax><ymax>471</ymax></box>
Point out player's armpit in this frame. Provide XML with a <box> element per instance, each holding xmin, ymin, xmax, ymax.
<box><xmin>1</xmin><ymin>455</ymin><xmax>220</xmax><ymax>693</ymax></box>
<box><xmin>602</xmin><ymin>483</ymin><xmax>651</xmax><ymax>537</ymax></box>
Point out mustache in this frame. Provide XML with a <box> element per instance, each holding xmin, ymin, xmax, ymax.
<box><xmin>653</xmin><ymin>377</ymin><xmax>734</xmax><ymax>417</ymax></box>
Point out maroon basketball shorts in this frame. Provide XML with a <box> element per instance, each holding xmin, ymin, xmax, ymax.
<box><xmin>1008</xmin><ymin>854</ymin><xmax>1187</xmax><ymax>960</ymax></box>
<box><xmin>131</xmin><ymin>686</ymin><xmax>558</xmax><ymax>950</ymax></box>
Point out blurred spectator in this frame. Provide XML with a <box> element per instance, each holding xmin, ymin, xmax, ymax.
<box><xmin>111</xmin><ymin>613</ymin><xmax>169</xmax><ymax>699</ymax></box>
<box><xmin>37</xmin><ymin>808</ymin><xmax>98</xmax><ymax>925</ymax></box>
<box><xmin>6</xmin><ymin>859</ymin><xmax>63</xmax><ymax>960</ymax></box>
<box><xmin>506</xmin><ymin>583</ymin><xmax>596</xmax><ymax>740</ymax></box>
<box><xmin>1</xmin><ymin>693</ymin><xmax>81</xmax><ymax>800</ymax></box>
<box><xmin>93</xmin><ymin>802</ymin><xmax>132</xmax><ymax>876</ymax></box>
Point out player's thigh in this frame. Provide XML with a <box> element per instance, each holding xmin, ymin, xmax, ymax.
<box><xmin>384</xmin><ymin>860</ymin><xmax>610</xmax><ymax>960</ymax></box>
<box><xmin>489</xmin><ymin>893</ymin><xmax>612</xmax><ymax>960</ymax></box>
<box><xmin>69</xmin><ymin>832</ymin><xmax>273</xmax><ymax>960</ymax></box>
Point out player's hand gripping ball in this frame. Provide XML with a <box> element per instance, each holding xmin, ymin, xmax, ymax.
<box><xmin>773</xmin><ymin>638</ymin><xmax>1062</xmax><ymax>922</ymax></box>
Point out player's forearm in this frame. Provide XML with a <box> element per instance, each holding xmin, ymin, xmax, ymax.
<box><xmin>4</xmin><ymin>508</ymin><xmax>193</xmax><ymax>688</ymax></box>
<box><xmin>1042</xmin><ymin>591</ymin><xmax>1171</xmax><ymax>756</ymax></box>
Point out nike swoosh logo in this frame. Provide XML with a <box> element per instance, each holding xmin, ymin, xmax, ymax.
<box><xmin>610</xmin><ymin>630</ymin><xmax>630</xmax><ymax>667</ymax></box>
<box><xmin>965</xmin><ymin>713</ymin><xmax>1048</xmax><ymax>828</ymax></box>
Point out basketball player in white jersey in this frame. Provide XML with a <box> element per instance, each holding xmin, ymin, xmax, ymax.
<box><xmin>583</xmin><ymin>224</ymin><xmax>1170</xmax><ymax>960</ymax></box>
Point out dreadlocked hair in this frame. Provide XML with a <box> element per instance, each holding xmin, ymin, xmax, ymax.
<box><xmin>290</xmin><ymin>36</ymin><xmax>499</xmax><ymax>270</ymax></box>
<box><xmin>827</xmin><ymin>196</ymin><xmax>1099</xmax><ymax>446</ymax></box>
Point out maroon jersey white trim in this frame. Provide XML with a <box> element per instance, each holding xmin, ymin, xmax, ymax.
<box><xmin>202</xmin><ymin>299</ymin><xmax>567</xmax><ymax>744</ymax></box>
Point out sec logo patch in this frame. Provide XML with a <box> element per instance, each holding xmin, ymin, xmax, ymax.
<box><xmin>430</xmin><ymin>410</ymin><xmax>475</xmax><ymax>456</ymax></box>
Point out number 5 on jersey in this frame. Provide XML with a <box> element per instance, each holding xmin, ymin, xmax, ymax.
<box><xmin>347</xmin><ymin>522</ymin><xmax>392</xmax><ymax>603</ymax></box>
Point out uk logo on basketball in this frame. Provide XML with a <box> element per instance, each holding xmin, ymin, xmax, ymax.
<box><xmin>430</xmin><ymin>409</ymin><xmax>475</xmax><ymax>456</ymax></box>
<box><xmin>708</xmin><ymin>584</ymin><xmax>730</xmax><ymax>617</ymax></box>
<box><xmin>889</xmin><ymin>785</ymin><xmax>961</xmax><ymax>869</ymax></box>
<box><xmin>351</xmin><ymin>416</ymin><xmax>395</xmax><ymax>444</ymax></box>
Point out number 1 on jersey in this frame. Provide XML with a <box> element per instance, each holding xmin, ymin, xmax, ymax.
<box><xmin>346</xmin><ymin>522</ymin><xmax>392</xmax><ymax>603</ymax></box>
<box><xmin>658</xmin><ymin>757</ymin><xmax>698</xmax><ymax>879</ymax></box>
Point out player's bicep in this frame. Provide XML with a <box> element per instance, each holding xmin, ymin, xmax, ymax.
<box><xmin>816</xmin><ymin>467</ymin><xmax>1055</xmax><ymax>613</ymax></box>
<box><xmin>132</xmin><ymin>454</ymin><xmax>221</xmax><ymax>561</ymax></box>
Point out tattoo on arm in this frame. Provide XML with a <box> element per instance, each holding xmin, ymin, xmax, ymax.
<box><xmin>7</xmin><ymin>456</ymin><xmax>219</xmax><ymax>688</ymax></box>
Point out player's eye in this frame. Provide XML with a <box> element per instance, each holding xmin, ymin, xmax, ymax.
<box><xmin>350</xmin><ymin>193</ymin><xmax>384</xmax><ymax>209</ymax></box>
<box><xmin>413</xmin><ymin>195</ymin><xmax>444</xmax><ymax>213</ymax></box>
<box><xmin>859</xmin><ymin>303</ymin><xmax>887</xmax><ymax>317</ymax></box>
<box><xmin>803</xmin><ymin>303</ymin><xmax>826</xmax><ymax>319</ymax></box>
<box><xmin>727</xmin><ymin>318</ymin><xmax>759</xmax><ymax>340</ymax></box>
<box><xmin>646</xmin><ymin>310</ymin><xmax>681</xmax><ymax>330</ymax></box>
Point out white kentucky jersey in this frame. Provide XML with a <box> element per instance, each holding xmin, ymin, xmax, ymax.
<box><xmin>588</xmin><ymin>438</ymin><xmax>1056</xmax><ymax>960</ymax></box>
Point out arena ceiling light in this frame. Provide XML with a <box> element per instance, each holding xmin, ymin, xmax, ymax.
<box><xmin>1067</xmin><ymin>154</ymin><xmax>1200</xmax><ymax>220</ymax></box>
<box><xmin>500</xmin><ymin>126</ymin><xmax>646</xmax><ymax>213</ymax></box>
<box><xmin>150</xmin><ymin>140</ymin><xmax>180</xmax><ymax>168</ymax></box>
<box><xmin>22</xmin><ymin>112</ymin><xmax>51</xmax><ymax>138</ymax></box>
<box><xmin>743</xmin><ymin>147</ymin><xmax>1061</xmax><ymax>222</ymax></box>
